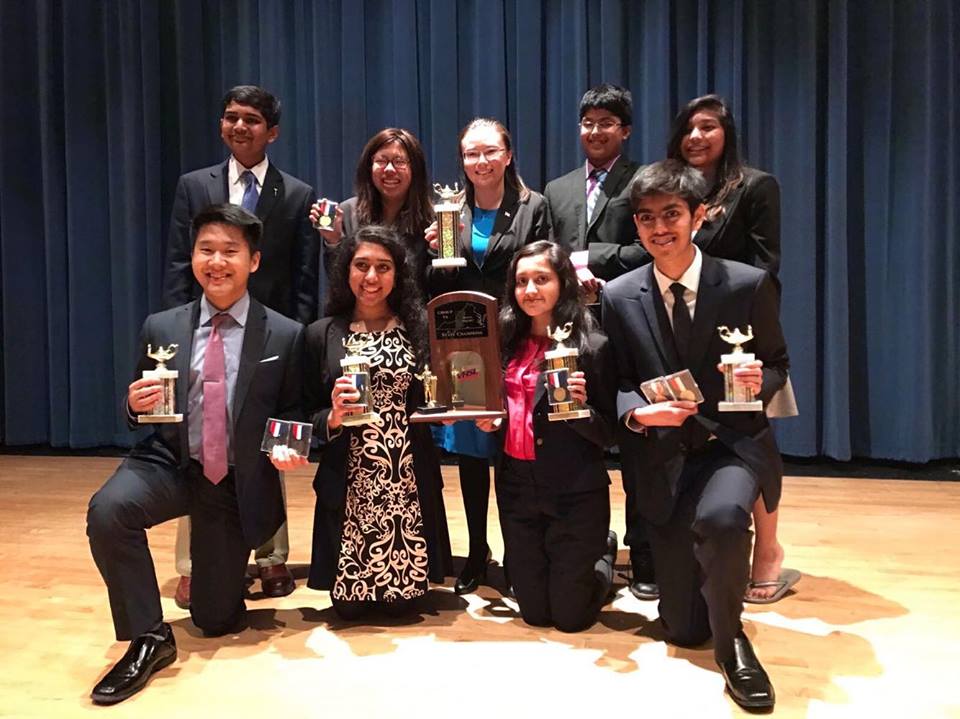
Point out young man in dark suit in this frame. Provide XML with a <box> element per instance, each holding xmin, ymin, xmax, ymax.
<box><xmin>543</xmin><ymin>85</ymin><xmax>658</xmax><ymax>599</ymax></box>
<box><xmin>163</xmin><ymin>86</ymin><xmax>315</xmax><ymax>603</ymax></box>
<box><xmin>87</xmin><ymin>205</ymin><xmax>304</xmax><ymax>705</ymax></box>
<box><xmin>602</xmin><ymin>161</ymin><xmax>788</xmax><ymax>711</ymax></box>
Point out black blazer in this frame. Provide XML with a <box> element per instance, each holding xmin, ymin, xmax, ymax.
<box><xmin>601</xmin><ymin>255</ymin><xmax>789</xmax><ymax>524</ymax></box>
<box><xmin>303</xmin><ymin>315</ymin><xmax>453</xmax><ymax>588</ymax></box>
<box><xmin>493</xmin><ymin>329</ymin><xmax>617</xmax><ymax>494</ymax></box>
<box><xmin>322</xmin><ymin>196</ymin><xmax>432</xmax><ymax>296</ymax></box>
<box><xmin>126</xmin><ymin>297</ymin><xmax>304</xmax><ymax>548</ymax></box>
<box><xmin>694</xmin><ymin>166</ymin><xmax>781</xmax><ymax>280</ymax></box>
<box><xmin>163</xmin><ymin>160</ymin><xmax>319</xmax><ymax>325</ymax></box>
<box><xmin>543</xmin><ymin>156</ymin><xmax>645</xmax><ymax>281</ymax></box>
<box><xmin>425</xmin><ymin>185</ymin><xmax>551</xmax><ymax>300</ymax></box>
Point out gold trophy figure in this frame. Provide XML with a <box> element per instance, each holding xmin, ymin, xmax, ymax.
<box><xmin>138</xmin><ymin>344</ymin><xmax>184</xmax><ymax>423</ymax></box>
<box><xmin>414</xmin><ymin>365</ymin><xmax>447</xmax><ymax>414</ymax></box>
<box><xmin>544</xmin><ymin>322</ymin><xmax>591</xmax><ymax>421</ymax></box>
<box><xmin>717</xmin><ymin>325</ymin><xmax>763</xmax><ymax>412</ymax></box>
<box><xmin>339</xmin><ymin>336</ymin><xmax>382</xmax><ymax>426</ymax></box>
<box><xmin>432</xmin><ymin>183</ymin><xmax>467</xmax><ymax>268</ymax></box>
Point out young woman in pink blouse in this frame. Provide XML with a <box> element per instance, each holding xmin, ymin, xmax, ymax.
<box><xmin>476</xmin><ymin>241</ymin><xmax>618</xmax><ymax>631</ymax></box>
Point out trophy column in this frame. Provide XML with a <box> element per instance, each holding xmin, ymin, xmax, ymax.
<box><xmin>717</xmin><ymin>325</ymin><xmax>763</xmax><ymax>412</ymax></box>
<box><xmin>545</xmin><ymin>322</ymin><xmax>591</xmax><ymax>421</ymax></box>
<box><xmin>138</xmin><ymin>344</ymin><xmax>183</xmax><ymax>423</ymax></box>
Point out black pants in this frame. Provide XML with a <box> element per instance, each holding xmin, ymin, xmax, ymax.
<box><xmin>458</xmin><ymin>453</ymin><xmax>491</xmax><ymax>558</ymax></box>
<box><xmin>646</xmin><ymin>446</ymin><xmax>759</xmax><ymax>662</ymax></box>
<box><xmin>87</xmin><ymin>457</ymin><xmax>250</xmax><ymax>640</ymax></box>
<box><xmin>622</xmin><ymin>459</ymin><xmax>652</xmax><ymax>568</ymax></box>
<box><xmin>496</xmin><ymin>456</ymin><xmax>612</xmax><ymax>633</ymax></box>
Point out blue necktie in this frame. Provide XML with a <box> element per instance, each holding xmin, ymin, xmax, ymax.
<box><xmin>240</xmin><ymin>170</ymin><xmax>259</xmax><ymax>214</ymax></box>
<box><xmin>586</xmin><ymin>168</ymin><xmax>608</xmax><ymax>222</ymax></box>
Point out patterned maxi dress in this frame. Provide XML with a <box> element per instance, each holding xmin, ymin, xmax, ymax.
<box><xmin>331</xmin><ymin>325</ymin><xmax>430</xmax><ymax>603</ymax></box>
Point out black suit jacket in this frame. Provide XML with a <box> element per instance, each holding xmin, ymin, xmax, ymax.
<box><xmin>163</xmin><ymin>160</ymin><xmax>319</xmax><ymax>324</ymax></box>
<box><xmin>543</xmin><ymin>157</ymin><xmax>646</xmax><ymax>281</ymax></box>
<box><xmin>694</xmin><ymin>166</ymin><xmax>781</xmax><ymax>280</ymax></box>
<box><xmin>492</xmin><ymin>329</ymin><xmax>617</xmax><ymax>494</ymax></box>
<box><xmin>303</xmin><ymin>315</ymin><xmax>453</xmax><ymax>588</ymax></box>
<box><xmin>126</xmin><ymin>297</ymin><xmax>304</xmax><ymax>548</ymax></box>
<box><xmin>601</xmin><ymin>255</ymin><xmax>788</xmax><ymax>524</ymax></box>
<box><xmin>425</xmin><ymin>186</ymin><xmax>551</xmax><ymax>300</ymax></box>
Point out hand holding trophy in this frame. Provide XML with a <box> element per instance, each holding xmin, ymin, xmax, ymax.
<box><xmin>136</xmin><ymin>344</ymin><xmax>183</xmax><ymax>423</ymax></box>
<box><xmin>544</xmin><ymin>322</ymin><xmax>591</xmax><ymax>421</ymax></box>
<box><xmin>338</xmin><ymin>335</ymin><xmax>382</xmax><ymax>426</ymax></box>
<box><xmin>717</xmin><ymin>325</ymin><xmax>763</xmax><ymax>412</ymax></box>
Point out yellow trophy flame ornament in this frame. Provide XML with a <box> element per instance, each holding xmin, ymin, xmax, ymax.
<box><xmin>139</xmin><ymin>344</ymin><xmax>183</xmax><ymax>423</ymax></box>
<box><xmin>717</xmin><ymin>325</ymin><xmax>763</xmax><ymax>412</ymax></box>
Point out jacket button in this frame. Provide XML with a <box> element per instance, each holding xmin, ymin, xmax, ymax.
<box><xmin>536</xmin><ymin>438</ymin><xmax>544</xmax><ymax>446</ymax></box>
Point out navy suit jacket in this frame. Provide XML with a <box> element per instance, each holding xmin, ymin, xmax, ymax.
<box><xmin>127</xmin><ymin>297</ymin><xmax>304</xmax><ymax>547</ymax></box>
<box><xmin>601</xmin><ymin>254</ymin><xmax>788</xmax><ymax>524</ymax></box>
<box><xmin>543</xmin><ymin>156</ymin><xmax>645</xmax><ymax>281</ymax></box>
<box><xmin>162</xmin><ymin>160</ymin><xmax>319</xmax><ymax>324</ymax></box>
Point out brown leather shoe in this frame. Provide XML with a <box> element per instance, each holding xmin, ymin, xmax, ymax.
<box><xmin>174</xmin><ymin>576</ymin><xmax>191</xmax><ymax>609</ymax></box>
<box><xmin>259</xmin><ymin>563</ymin><xmax>295</xmax><ymax>598</ymax></box>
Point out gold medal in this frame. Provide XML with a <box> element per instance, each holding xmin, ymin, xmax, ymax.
<box><xmin>553</xmin><ymin>387</ymin><xmax>567</xmax><ymax>402</ymax></box>
<box><xmin>319</xmin><ymin>215</ymin><xmax>332</xmax><ymax>228</ymax></box>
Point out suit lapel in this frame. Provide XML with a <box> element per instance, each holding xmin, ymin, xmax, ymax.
<box><xmin>483</xmin><ymin>185</ymin><xmax>521</xmax><ymax>263</ymax></box>
<box><xmin>326</xmin><ymin>316</ymin><xmax>350</xmax><ymax>377</ymax></box>
<box><xmin>173</xmin><ymin>302</ymin><xmax>200</xmax><ymax>460</ymax></box>
<box><xmin>635</xmin><ymin>266</ymin><xmax>682</xmax><ymax>372</ymax></box>
<box><xmin>233</xmin><ymin>298</ymin><xmax>268</xmax><ymax>422</ymax></box>
<box><xmin>458</xmin><ymin>203</ymin><xmax>478</xmax><ymax>268</ymax></box>
<box><xmin>694</xmin><ymin>181</ymin><xmax>745</xmax><ymax>254</ymax></box>
<box><xmin>686</xmin><ymin>254</ymin><xmax>724</xmax><ymax>375</ymax></box>
<box><xmin>206</xmin><ymin>161</ymin><xmax>230</xmax><ymax>205</ymax></box>
<box><xmin>257</xmin><ymin>163</ymin><xmax>283</xmax><ymax>221</ymax></box>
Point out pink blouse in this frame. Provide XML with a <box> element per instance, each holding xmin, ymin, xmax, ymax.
<box><xmin>504</xmin><ymin>335</ymin><xmax>550</xmax><ymax>460</ymax></box>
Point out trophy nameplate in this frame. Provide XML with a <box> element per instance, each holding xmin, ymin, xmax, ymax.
<box><xmin>410</xmin><ymin>292</ymin><xmax>506</xmax><ymax>423</ymax></box>
<box><xmin>717</xmin><ymin>325</ymin><xmax>763</xmax><ymax>412</ymax></box>
<box><xmin>138</xmin><ymin>344</ymin><xmax>183</xmax><ymax>423</ymax></box>
<box><xmin>432</xmin><ymin>183</ymin><xmax>467</xmax><ymax>268</ymax></box>
<box><xmin>544</xmin><ymin>322</ymin><xmax>591</xmax><ymax>421</ymax></box>
<box><xmin>339</xmin><ymin>335</ymin><xmax>382</xmax><ymax>426</ymax></box>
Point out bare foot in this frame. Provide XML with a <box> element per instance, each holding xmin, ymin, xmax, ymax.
<box><xmin>747</xmin><ymin>541</ymin><xmax>785</xmax><ymax>601</ymax></box>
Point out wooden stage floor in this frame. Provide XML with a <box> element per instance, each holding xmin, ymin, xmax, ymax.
<box><xmin>1</xmin><ymin>455</ymin><xmax>958</xmax><ymax>718</ymax></box>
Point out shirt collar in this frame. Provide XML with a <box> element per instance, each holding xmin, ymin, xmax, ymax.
<box><xmin>199</xmin><ymin>292</ymin><xmax>250</xmax><ymax>329</ymax></box>
<box><xmin>229</xmin><ymin>155</ymin><xmax>269</xmax><ymax>189</ymax></box>
<box><xmin>585</xmin><ymin>155</ymin><xmax>620</xmax><ymax>178</ymax></box>
<box><xmin>653</xmin><ymin>245</ymin><xmax>703</xmax><ymax>298</ymax></box>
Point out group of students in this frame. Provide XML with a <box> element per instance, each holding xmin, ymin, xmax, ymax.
<box><xmin>86</xmin><ymin>83</ymin><xmax>794</xmax><ymax>712</ymax></box>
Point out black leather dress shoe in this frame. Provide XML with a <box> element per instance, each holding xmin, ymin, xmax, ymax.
<box><xmin>260</xmin><ymin>562</ymin><xmax>295</xmax><ymax>598</ymax></box>
<box><xmin>454</xmin><ymin>550</ymin><xmax>490</xmax><ymax>595</ymax></box>
<box><xmin>604</xmin><ymin>530</ymin><xmax>619</xmax><ymax>565</ymax></box>
<box><xmin>91</xmin><ymin>623</ymin><xmax>177</xmax><ymax>705</ymax></box>
<box><xmin>629</xmin><ymin>550</ymin><xmax>660</xmax><ymax>600</ymax></box>
<box><xmin>718</xmin><ymin>632</ymin><xmax>775</xmax><ymax>711</ymax></box>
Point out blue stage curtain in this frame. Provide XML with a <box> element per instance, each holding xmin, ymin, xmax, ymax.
<box><xmin>1</xmin><ymin>0</ymin><xmax>957</xmax><ymax>461</ymax></box>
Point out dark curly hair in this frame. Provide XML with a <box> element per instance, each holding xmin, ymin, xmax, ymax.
<box><xmin>353</xmin><ymin>128</ymin><xmax>434</xmax><ymax>240</ymax></box>
<box><xmin>498</xmin><ymin>240</ymin><xmax>597</xmax><ymax>363</ymax></box>
<box><xmin>325</xmin><ymin>225</ymin><xmax>429</xmax><ymax>366</ymax></box>
<box><xmin>666</xmin><ymin>94</ymin><xmax>743</xmax><ymax>219</ymax></box>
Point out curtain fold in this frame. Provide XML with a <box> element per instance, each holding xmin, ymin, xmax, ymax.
<box><xmin>1</xmin><ymin>0</ymin><xmax>957</xmax><ymax>461</ymax></box>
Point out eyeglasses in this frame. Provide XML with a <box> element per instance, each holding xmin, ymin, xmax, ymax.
<box><xmin>462</xmin><ymin>147</ymin><xmax>507</xmax><ymax>163</ymax></box>
<box><xmin>372</xmin><ymin>156</ymin><xmax>410</xmax><ymax>170</ymax></box>
<box><xmin>579</xmin><ymin>119</ymin><xmax>622</xmax><ymax>132</ymax></box>
<box><xmin>633</xmin><ymin>207</ymin><xmax>688</xmax><ymax>228</ymax></box>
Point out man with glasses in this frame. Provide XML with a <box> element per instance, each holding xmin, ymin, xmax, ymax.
<box><xmin>162</xmin><ymin>85</ymin><xmax>316</xmax><ymax>609</ymax></box>
<box><xmin>544</xmin><ymin>83</ymin><xmax>658</xmax><ymax>602</ymax></box>
<box><xmin>544</xmin><ymin>84</ymin><xmax>646</xmax><ymax>286</ymax></box>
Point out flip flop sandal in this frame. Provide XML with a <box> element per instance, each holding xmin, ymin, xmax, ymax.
<box><xmin>744</xmin><ymin>567</ymin><xmax>801</xmax><ymax>604</ymax></box>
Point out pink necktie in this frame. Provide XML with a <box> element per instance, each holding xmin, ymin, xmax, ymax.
<box><xmin>202</xmin><ymin>313</ymin><xmax>229</xmax><ymax>483</ymax></box>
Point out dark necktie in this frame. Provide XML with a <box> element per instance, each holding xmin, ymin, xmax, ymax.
<box><xmin>586</xmin><ymin>168</ymin><xmax>608</xmax><ymax>222</ymax></box>
<box><xmin>202</xmin><ymin>313</ymin><xmax>229</xmax><ymax>483</ymax></box>
<box><xmin>670</xmin><ymin>282</ymin><xmax>692</xmax><ymax>364</ymax></box>
<box><xmin>240</xmin><ymin>170</ymin><xmax>259</xmax><ymax>214</ymax></box>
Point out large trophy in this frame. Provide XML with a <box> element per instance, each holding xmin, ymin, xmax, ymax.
<box><xmin>544</xmin><ymin>322</ymin><xmax>591</xmax><ymax>421</ymax></box>
<box><xmin>410</xmin><ymin>291</ymin><xmax>506</xmax><ymax>423</ymax></box>
<box><xmin>431</xmin><ymin>183</ymin><xmax>466</xmax><ymax>268</ymax></box>
<box><xmin>339</xmin><ymin>335</ymin><xmax>382</xmax><ymax>426</ymax></box>
<box><xmin>138</xmin><ymin>345</ymin><xmax>183</xmax><ymax>423</ymax></box>
<box><xmin>717</xmin><ymin>325</ymin><xmax>763</xmax><ymax>412</ymax></box>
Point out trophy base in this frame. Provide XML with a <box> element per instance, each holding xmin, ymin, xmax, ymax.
<box><xmin>548</xmin><ymin>408</ymin><xmax>592</xmax><ymax>422</ymax></box>
<box><xmin>432</xmin><ymin>257</ymin><xmax>467</xmax><ymax>268</ymax></box>
<box><xmin>718</xmin><ymin>400</ymin><xmax>763</xmax><ymax>412</ymax></box>
<box><xmin>416</xmin><ymin>404</ymin><xmax>449</xmax><ymax>414</ymax></box>
<box><xmin>138</xmin><ymin>414</ymin><xmax>183</xmax><ymax>423</ymax></box>
<box><xmin>410</xmin><ymin>409</ymin><xmax>506</xmax><ymax>424</ymax></box>
<box><xmin>341</xmin><ymin>411</ymin><xmax>382</xmax><ymax>427</ymax></box>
